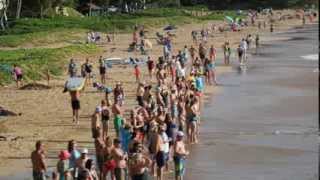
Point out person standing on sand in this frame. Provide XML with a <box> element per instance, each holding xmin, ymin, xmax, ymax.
<box><xmin>114</xmin><ymin>82</ymin><xmax>125</xmax><ymax>107</ymax></box>
<box><xmin>101</xmin><ymin>100</ymin><xmax>111</xmax><ymax>139</ymax></box>
<box><xmin>103</xmin><ymin>137</ymin><xmax>116</xmax><ymax>180</ymax></box>
<box><xmin>94</xmin><ymin>130</ymin><xmax>106</xmax><ymax>179</ymax></box>
<box><xmin>147</xmin><ymin>56</ymin><xmax>155</xmax><ymax>79</ymax></box>
<box><xmin>112</xmin><ymin>138</ymin><xmax>128</xmax><ymax>180</ymax></box>
<box><xmin>68</xmin><ymin>59</ymin><xmax>77</xmax><ymax>77</ymax></box>
<box><xmin>189</xmin><ymin>45</ymin><xmax>197</xmax><ymax>63</ymax></box>
<box><xmin>99</xmin><ymin>56</ymin><xmax>107</xmax><ymax>84</ymax></box>
<box><xmin>56</xmin><ymin>150</ymin><xmax>71</xmax><ymax>180</ymax></box>
<box><xmin>12</xmin><ymin>64</ymin><xmax>23</xmax><ymax>88</ymax></box>
<box><xmin>155</xmin><ymin>124</ymin><xmax>170</xmax><ymax>180</ymax></box>
<box><xmin>134</xmin><ymin>64</ymin><xmax>141</xmax><ymax>83</ymax></box>
<box><xmin>136</xmin><ymin>82</ymin><xmax>145</xmax><ymax>107</ymax></box>
<box><xmin>70</xmin><ymin>90</ymin><xmax>81</xmax><ymax>124</ymax></box>
<box><xmin>31</xmin><ymin>141</ymin><xmax>47</xmax><ymax>180</ymax></box>
<box><xmin>67</xmin><ymin>140</ymin><xmax>80</xmax><ymax>178</ymax></box>
<box><xmin>173</xmin><ymin>131</ymin><xmax>189</xmax><ymax>180</ymax></box>
<box><xmin>91</xmin><ymin>106</ymin><xmax>102</xmax><ymax>139</ymax></box>
<box><xmin>112</xmin><ymin>98</ymin><xmax>124</xmax><ymax>138</ymax></box>
<box><xmin>128</xmin><ymin>142</ymin><xmax>152</xmax><ymax>180</ymax></box>
<box><xmin>239</xmin><ymin>38</ymin><xmax>248</xmax><ymax>65</ymax></box>
<box><xmin>83</xmin><ymin>58</ymin><xmax>93</xmax><ymax>86</ymax></box>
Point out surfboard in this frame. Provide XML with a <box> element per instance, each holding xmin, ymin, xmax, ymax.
<box><xmin>65</xmin><ymin>77</ymin><xmax>85</xmax><ymax>91</ymax></box>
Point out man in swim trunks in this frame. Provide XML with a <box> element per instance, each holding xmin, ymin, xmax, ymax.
<box><xmin>112</xmin><ymin>138</ymin><xmax>128</xmax><ymax>180</ymax></box>
<box><xmin>31</xmin><ymin>141</ymin><xmax>47</xmax><ymax>180</ymax></box>
<box><xmin>174</xmin><ymin>131</ymin><xmax>189</xmax><ymax>180</ymax></box>
<box><xmin>112</xmin><ymin>98</ymin><xmax>124</xmax><ymax>137</ymax></box>
<box><xmin>69</xmin><ymin>90</ymin><xmax>80</xmax><ymax>124</ymax></box>
<box><xmin>91</xmin><ymin>106</ymin><xmax>102</xmax><ymax>139</ymax></box>
<box><xmin>101</xmin><ymin>100</ymin><xmax>110</xmax><ymax>139</ymax></box>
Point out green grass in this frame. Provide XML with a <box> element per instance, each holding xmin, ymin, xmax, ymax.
<box><xmin>0</xmin><ymin>28</ymin><xmax>87</xmax><ymax>47</ymax></box>
<box><xmin>0</xmin><ymin>44</ymin><xmax>100</xmax><ymax>85</ymax></box>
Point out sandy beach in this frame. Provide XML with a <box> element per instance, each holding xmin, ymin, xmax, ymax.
<box><xmin>0</xmin><ymin>9</ymin><xmax>315</xmax><ymax>178</ymax></box>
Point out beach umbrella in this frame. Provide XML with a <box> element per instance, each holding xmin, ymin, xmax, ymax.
<box><xmin>163</xmin><ymin>25</ymin><xmax>177</xmax><ymax>31</ymax></box>
<box><xmin>225</xmin><ymin>16</ymin><xmax>234</xmax><ymax>23</ymax></box>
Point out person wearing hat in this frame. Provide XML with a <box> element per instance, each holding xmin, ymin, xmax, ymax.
<box><xmin>57</xmin><ymin>150</ymin><xmax>71</xmax><ymax>180</ymax></box>
<box><xmin>174</xmin><ymin>131</ymin><xmax>189</xmax><ymax>180</ymax></box>
<box><xmin>91</xmin><ymin>106</ymin><xmax>102</xmax><ymax>139</ymax></box>
<box><xmin>76</xmin><ymin>148</ymin><xmax>89</xmax><ymax>173</ymax></box>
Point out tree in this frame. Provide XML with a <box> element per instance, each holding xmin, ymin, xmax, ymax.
<box><xmin>16</xmin><ymin>0</ymin><xmax>21</xmax><ymax>19</ymax></box>
<box><xmin>0</xmin><ymin>0</ymin><xmax>9</xmax><ymax>30</ymax></box>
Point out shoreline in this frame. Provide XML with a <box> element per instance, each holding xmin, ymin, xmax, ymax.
<box><xmin>0</xmin><ymin>10</ymin><xmax>316</xmax><ymax>178</ymax></box>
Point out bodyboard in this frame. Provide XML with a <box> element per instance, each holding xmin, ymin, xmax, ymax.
<box><xmin>66</xmin><ymin>77</ymin><xmax>85</xmax><ymax>91</ymax></box>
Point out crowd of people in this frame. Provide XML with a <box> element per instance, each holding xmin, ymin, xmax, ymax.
<box><xmin>28</xmin><ymin>8</ymin><xmax>318</xmax><ymax>180</ymax></box>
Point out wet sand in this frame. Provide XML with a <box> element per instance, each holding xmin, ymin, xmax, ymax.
<box><xmin>185</xmin><ymin>24</ymin><xmax>318</xmax><ymax>180</ymax></box>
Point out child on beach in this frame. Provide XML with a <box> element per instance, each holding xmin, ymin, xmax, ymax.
<box><xmin>12</xmin><ymin>64</ymin><xmax>23</xmax><ymax>88</ymax></box>
<box><xmin>134</xmin><ymin>64</ymin><xmax>141</xmax><ymax>82</ymax></box>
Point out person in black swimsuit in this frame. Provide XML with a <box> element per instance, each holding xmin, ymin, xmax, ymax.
<box><xmin>83</xmin><ymin>58</ymin><xmax>93</xmax><ymax>86</ymax></box>
<box><xmin>101</xmin><ymin>100</ymin><xmax>110</xmax><ymax>139</ymax></box>
<box><xmin>99</xmin><ymin>56</ymin><xmax>107</xmax><ymax>84</ymax></box>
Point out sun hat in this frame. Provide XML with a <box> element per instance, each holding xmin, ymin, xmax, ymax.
<box><xmin>59</xmin><ymin>150</ymin><xmax>71</xmax><ymax>160</ymax></box>
<box><xmin>177</xmin><ymin>131</ymin><xmax>184</xmax><ymax>137</ymax></box>
<box><xmin>81</xmin><ymin>148</ymin><xmax>88</xmax><ymax>154</ymax></box>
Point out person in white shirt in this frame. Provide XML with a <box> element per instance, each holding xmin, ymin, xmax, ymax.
<box><xmin>239</xmin><ymin>38</ymin><xmax>248</xmax><ymax>65</ymax></box>
<box><xmin>176</xmin><ymin>61</ymin><xmax>186</xmax><ymax>79</ymax></box>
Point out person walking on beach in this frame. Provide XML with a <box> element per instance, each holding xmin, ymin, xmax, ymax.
<box><xmin>31</xmin><ymin>141</ymin><xmax>47</xmax><ymax>180</ymax></box>
<box><xmin>12</xmin><ymin>64</ymin><xmax>23</xmax><ymax>88</ymax></box>
<box><xmin>174</xmin><ymin>131</ymin><xmax>189</xmax><ymax>180</ymax></box>
<box><xmin>83</xmin><ymin>58</ymin><xmax>93</xmax><ymax>86</ymax></box>
<box><xmin>70</xmin><ymin>90</ymin><xmax>81</xmax><ymax>124</ymax></box>
<box><xmin>99</xmin><ymin>56</ymin><xmax>107</xmax><ymax>84</ymax></box>
<box><xmin>68</xmin><ymin>59</ymin><xmax>77</xmax><ymax>77</ymax></box>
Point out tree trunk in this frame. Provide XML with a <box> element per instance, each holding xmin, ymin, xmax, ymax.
<box><xmin>16</xmin><ymin>0</ymin><xmax>22</xmax><ymax>19</ymax></box>
<box><xmin>0</xmin><ymin>0</ymin><xmax>10</xmax><ymax>30</ymax></box>
<box><xmin>89</xmin><ymin>0</ymin><xmax>92</xmax><ymax>16</ymax></box>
